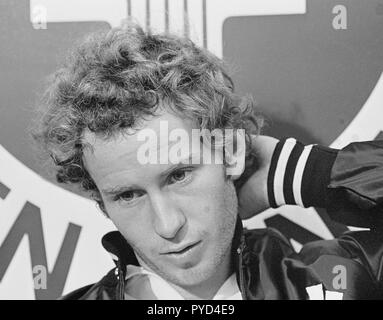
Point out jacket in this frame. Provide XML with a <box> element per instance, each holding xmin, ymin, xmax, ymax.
<box><xmin>62</xmin><ymin>139</ymin><xmax>383</xmax><ymax>300</ymax></box>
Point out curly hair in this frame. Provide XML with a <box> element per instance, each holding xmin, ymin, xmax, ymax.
<box><xmin>33</xmin><ymin>23</ymin><xmax>262</xmax><ymax>211</ymax></box>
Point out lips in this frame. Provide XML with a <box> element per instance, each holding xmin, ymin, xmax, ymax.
<box><xmin>161</xmin><ymin>240</ymin><xmax>203</xmax><ymax>268</ymax></box>
<box><xmin>162</xmin><ymin>241</ymin><xmax>201</xmax><ymax>255</ymax></box>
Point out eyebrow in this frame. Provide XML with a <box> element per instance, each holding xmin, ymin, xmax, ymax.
<box><xmin>158</xmin><ymin>153</ymin><xmax>198</xmax><ymax>179</ymax></box>
<box><xmin>101</xmin><ymin>153</ymin><xmax>200</xmax><ymax>197</ymax></box>
<box><xmin>101</xmin><ymin>185</ymin><xmax>137</xmax><ymax>197</ymax></box>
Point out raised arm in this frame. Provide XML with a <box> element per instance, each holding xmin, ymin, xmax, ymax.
<box><xmin>238</xmin><ymin>136</ymin><xmax>383</xmax><ymax>228</ymax></box>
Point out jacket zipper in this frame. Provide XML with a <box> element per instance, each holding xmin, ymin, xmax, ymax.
<box><xmin>116</xmin><ymin>266</ymin><xmax>125</xmax><ymax>300</ymax></box>
<box><xmin>237</xmin><ymin>240</ymin><xmax>247</xmax><ymax>300</ymax></box>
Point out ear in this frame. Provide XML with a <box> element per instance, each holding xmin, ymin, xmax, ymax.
<box><xmin>224</xmin><ymin>129</ymin><xmax>246</xmax><ymax>180</ymax></box>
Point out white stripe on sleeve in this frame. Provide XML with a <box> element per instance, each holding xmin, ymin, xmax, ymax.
<box><xmin>273</xmin><ymin>138</ymin><xmax>297</xmax><ymax>207</ymax></box>
<box><xmin>292</xmin><ymin>144</ymin><xmax>314</xmax><ymax>207</ymax></box>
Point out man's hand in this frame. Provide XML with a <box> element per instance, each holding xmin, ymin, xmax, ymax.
<box><xmin>237</xmin><ymin>135</ymin><xmax>279</xmax><ymax>219</ymax></box>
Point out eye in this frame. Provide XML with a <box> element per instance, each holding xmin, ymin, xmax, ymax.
<box><xmin>114</xmin><ymin>190</ymin><xmax>145</xmax><ymax>203</ymax></box>
<box><xmin>168</xmin><ymin>167</ymin><xmax>193</xmax><ymax>185</ymax></box>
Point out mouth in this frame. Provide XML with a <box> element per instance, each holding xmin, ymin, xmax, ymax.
<box><xmin>162</xmin><ymin>241</ymin><xmax>202</xmax><ymax>256</ymax></box>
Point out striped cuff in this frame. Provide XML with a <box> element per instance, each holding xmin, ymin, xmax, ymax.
<box><xmin>267</xmin><ymin>138</ymin><xmax>337</xmax><ymax>208</ymax></box>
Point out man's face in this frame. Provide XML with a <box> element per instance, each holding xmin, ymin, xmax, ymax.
<box><xmin>82</xmin><ymin>111</ymin><xmax>239</xmax><ymax>293</ymax></box>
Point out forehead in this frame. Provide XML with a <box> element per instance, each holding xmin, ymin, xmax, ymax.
<box><xmin>82</xmin><ymin>112</ymin><xmax>197</xmax><ymax>188</ymax></box>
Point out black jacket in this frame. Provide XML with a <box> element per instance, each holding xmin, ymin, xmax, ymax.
<box><xmin>62</xmin><ymin>139</ymin><xmax>383</xmax><ymax>300</ymax></box>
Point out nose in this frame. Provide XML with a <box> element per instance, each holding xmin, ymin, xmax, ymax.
<box><xmin>149</xmin><ymin>192</ymin><xmax>186</xmax><ymax>239</ymax></box>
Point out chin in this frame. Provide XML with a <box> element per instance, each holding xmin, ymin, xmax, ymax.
<box><xmin>162</xmin><ymin>265</ymin><xmax>215</xmax><ymax>290</ymax></box>
<box><xmin>162</xmin><ymin>248</ymin><xmax>230</xmax><ymax>289</ymax></box>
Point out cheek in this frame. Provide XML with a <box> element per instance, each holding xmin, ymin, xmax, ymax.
<box><xmin>183</xmin><ymin>170</ymin><xmax>235</xmax><ymax>221</ymax></box>
<box><xmin>203</xmin><ymin>205</ymin><xmax>211</xmax><ymax>214</ymax></box>
<box><xmin>107</xmin><ymin>206</ymin><xmax>155</xmax><ymax>245</ymax></box>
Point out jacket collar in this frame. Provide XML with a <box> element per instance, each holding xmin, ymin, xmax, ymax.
<box><xmin>101</xmin><ymin>230</ymin><xmax>139</xmax><ymax>271</ymax></box>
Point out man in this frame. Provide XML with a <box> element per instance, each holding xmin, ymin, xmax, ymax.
<box><xmin>34</xmin><ymin>24</ymin><xmax>383</xmax><ymax>299</ymax></box>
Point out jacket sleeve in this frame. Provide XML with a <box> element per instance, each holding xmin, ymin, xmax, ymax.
<box><xmin>267</xmin><ymin>138</ymin><xmax>383</xmax><ymax>228</ymax></box>
<box><xmin>297</xmin><ymin>229</ymin><xmax>383</xmax><ymax>299</ymax></box>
